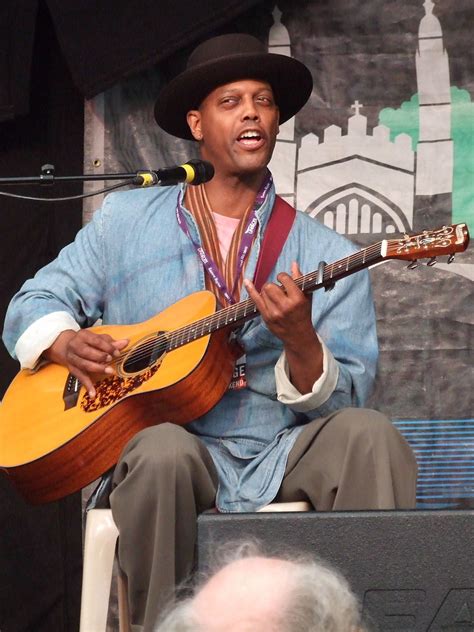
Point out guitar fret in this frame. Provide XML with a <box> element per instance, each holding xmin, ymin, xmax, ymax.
<box><xmin>171</xmin><ymin>331</ymin><xmax>179</xmax><ymax>349</ymax></box>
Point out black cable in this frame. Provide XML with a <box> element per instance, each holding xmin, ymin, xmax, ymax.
<box><xmin>0</xmin><ymin>181</ymin><xmax>130</xmax><ymax>202</ymax></box>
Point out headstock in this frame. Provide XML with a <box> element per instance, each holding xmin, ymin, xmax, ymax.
<box><xmin>385</xmin><ymin>224</ymin><xmax>470</xmax><ymax>264</ymax></box>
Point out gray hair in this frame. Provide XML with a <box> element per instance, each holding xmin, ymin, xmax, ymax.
<box><xmin>155</xmin><ymin>541</ymin><xmax>367</xmax><ymax>631</ymax></box>
<box><xmin>279</xmin><ymin>557</ymin><xmax>364</xmax><ymax>632</ymax></box>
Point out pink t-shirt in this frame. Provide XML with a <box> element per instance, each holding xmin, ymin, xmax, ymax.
<box><xmin>212</xmin><ymin>212</ymin><xmax>240</xmax><ymax>262</ymax></box>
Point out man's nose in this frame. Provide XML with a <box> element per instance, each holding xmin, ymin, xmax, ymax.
<box><xmin>241</xmin><ymin>97</ymin><xmax>260</xmax><ymax>121</ymax></box>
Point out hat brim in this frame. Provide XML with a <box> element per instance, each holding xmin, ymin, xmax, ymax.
<box><xmin>154</xmin><ymin>52</ymin><xmax>313</xmax><ymax>140</ymax></box>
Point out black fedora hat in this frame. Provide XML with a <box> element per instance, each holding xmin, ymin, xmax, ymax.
<box><xmin>154</xmin><ymin>33</ymin><xmax>313</xmax><ymax>141</ymax></box>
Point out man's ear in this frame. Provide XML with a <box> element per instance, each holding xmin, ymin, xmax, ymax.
<box><xmin>187</xmin><ymin>110</ymin><xmax>203</xmax><ymax>141</ymax></box>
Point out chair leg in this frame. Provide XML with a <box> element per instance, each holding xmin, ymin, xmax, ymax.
<box><xmin>80</xmin><ymin>509</ymin><xmax>119</xmax><ymax>632</ymax></box>
<box><xmin>118</xmin><ymin>567</ymin><xmax>131</xmax><ymax>632</ymax></box>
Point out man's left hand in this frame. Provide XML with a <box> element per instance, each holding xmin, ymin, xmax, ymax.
<box><xmin>244</xmin><ymin>261</ymin><xmax>324</xmax><ymax>394</ymax></box>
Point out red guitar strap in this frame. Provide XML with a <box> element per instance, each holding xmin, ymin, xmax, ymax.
<box><xmin>253</xmin><ymin>195</ymin><xmax>296</xmax><ymax>292</ymax></box>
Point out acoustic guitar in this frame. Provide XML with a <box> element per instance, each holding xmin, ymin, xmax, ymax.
<box><xmin>0</xmin><ymin>223</ymin><xmax>469</xmax><ymax>503</ymax></box>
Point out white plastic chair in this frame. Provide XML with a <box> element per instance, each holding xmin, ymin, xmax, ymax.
<box><xmin>80</xmin><ymin>501</ymin><xmax>311</xmax><ymax>632</ymax></box>
<box><xmin>80</xmin><ymin>508</ymin><xmax>130</xmax><ymax>632</ymax></box>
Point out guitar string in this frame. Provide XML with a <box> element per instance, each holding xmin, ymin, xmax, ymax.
<box><xmin>93</xmin><ymin>228</ymin><xmax>457</xmax><ymax>375</ymax></box>
<box><xmin>105</xmin><ymin>241</ymin><xmax>386</xmax><ymax>372</ymax></box>
<box><xmin>108</xmin><ymin>248</ymin><xmax>383</xmax><ymax>369</ymax></box>
<box><xmin>108</xmin><ymin>242</ymin><xmax>386</xmax><ymax>369</ymax></box>
<box><xmin>110</xmin><ymin>238</ymin><xmax>445</xmax><ymax>373</ymax></box>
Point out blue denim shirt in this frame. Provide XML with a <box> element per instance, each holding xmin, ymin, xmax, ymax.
<box><xmin>3</xmin><ymin>182</ymin><xmax>378</xmax><ymax>511</ymax></box>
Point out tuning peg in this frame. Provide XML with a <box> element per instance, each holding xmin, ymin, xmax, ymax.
<box><xmin>447</xmin><ymin>254</ymin><xmax>455</xmax><ymax>264</ymax></box>
<box><xmin>427</xmin><ymin>257</ymin><xmax>437</xmax><ymax>267</ymax></box>
<box><xmin>407</xmin><ymin>260</ymin><xmax>418</xmax><ymax>270</ymax></box>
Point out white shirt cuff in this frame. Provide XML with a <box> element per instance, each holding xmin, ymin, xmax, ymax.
<box><xmin>14</xmin><ymin>311</ymin><xmax>80</xmax><ymax>369</ymax></box>
<box><xmin>275</xmin><ymin>335</ymin><xmax>339</xmax><ymax>412</ymax></box>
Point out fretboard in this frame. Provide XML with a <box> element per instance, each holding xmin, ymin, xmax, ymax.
<box><xmin>165</xmin><ymin>240</ymin><xmax>385</xmax><ymax>351</ymax></box>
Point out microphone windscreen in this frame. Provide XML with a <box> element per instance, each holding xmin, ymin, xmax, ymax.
<box><xmin>187</xmin><ymin>160</ymin><xmax>214</xmax><ymax>185</ymax></box>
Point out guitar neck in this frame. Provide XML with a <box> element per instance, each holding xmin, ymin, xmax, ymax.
<box><xmin>165</xmin><ymin>220</ymin><xmax>470</xmax><ymax>351</ymax></box>
<box><xmin>166</xmin><ymin>240</ymin><xmax>385</xmax><ymax>350</ymax></box>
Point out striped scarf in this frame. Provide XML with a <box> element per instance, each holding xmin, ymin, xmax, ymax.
<box><xmin>185</xmin><ymin>184</ymin><xmax>254</xmax><ymax>305</ymax></box>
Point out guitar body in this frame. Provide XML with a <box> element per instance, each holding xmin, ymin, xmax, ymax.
<box><xmin>0</xmin><ymin>291</ymin><xmax>236</xmax><ymax>504</ymax></box>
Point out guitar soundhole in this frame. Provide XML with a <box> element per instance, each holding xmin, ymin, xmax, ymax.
<box><xmin>122</xmin><ymin>333</ymin><xmax>168</xmax><ymax>375</ymax></box>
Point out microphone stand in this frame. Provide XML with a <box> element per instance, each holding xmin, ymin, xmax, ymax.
<box><xmin>0</xmin><ymin>164</ymin><xmax>152</xmax><ymax>187</ymax></box>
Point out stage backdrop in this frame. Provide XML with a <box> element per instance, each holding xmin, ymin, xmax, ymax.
<box><xmin>83</xmin><ymin>0</ymin><xmax>473</xmax><ymax>509</ymax></box>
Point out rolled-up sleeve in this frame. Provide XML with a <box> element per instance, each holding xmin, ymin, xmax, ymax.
<box><xmin>275</xmin><ymin>334</ymin><xmax>339</xmax><ymax>412</ymax></box>
<box><xmin>14</xmin><ymin>311</ymin><xmax>81</xmax><ymax>369</ymax></box>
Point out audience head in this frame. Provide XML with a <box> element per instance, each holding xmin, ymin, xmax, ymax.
<box><xmin>155</xmin><ymin>541</ymin><xmax>368</xmax><ymax>631</ymax></box>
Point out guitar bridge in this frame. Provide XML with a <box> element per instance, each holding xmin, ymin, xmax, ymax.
<box><xmin>63</xmin><ymin>373</ymin><xmax>81</xmax><ymax>410</ymax></box>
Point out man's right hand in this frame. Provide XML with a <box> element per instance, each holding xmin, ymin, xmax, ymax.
<box><xmin>44</xmin><ymin>329</ymin><xmax>129</xmax><ymax>398</ymax></box>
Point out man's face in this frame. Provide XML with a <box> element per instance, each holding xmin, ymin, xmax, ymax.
<box><xmin>187</xmin><ymin>79</ymin><xmax>280</xmax><ymax>179</ymax></box>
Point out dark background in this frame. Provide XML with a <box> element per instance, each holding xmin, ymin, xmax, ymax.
<box><xmin>0</xmin><ymin>1</ymin><xmax>270</xmax><ymax>630</ymax></box>
<box><xmin>0</xmin><ymin>4</ymin><xmax>84</xmax><ymax>632</ymax></box>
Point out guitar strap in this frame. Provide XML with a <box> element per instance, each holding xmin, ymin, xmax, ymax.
<box><xmin>253</xmin><ymin>195</ymin><xmax>296</xmax><ymax>292</ymax></box>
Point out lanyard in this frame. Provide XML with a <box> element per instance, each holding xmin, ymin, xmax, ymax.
<box><xmin>176</xmin><ymin>172</ymin><xmax>273</xmax><ymax>304</ymax></box>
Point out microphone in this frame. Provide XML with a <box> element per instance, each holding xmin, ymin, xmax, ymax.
<box><xmin>133</xmin><ymin>160</ymin><xmax>214</xmax><ymax>187</ymax></box>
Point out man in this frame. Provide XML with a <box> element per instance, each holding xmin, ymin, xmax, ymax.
<box><xmin>155</xmin><ymin>543</ymin><xmax>366</xmax><ymax>631</ymax></box>
<box><xmin>3</xmin><ymin>34</ymin><xmax>416</xmax><ymax>632</ymax></box>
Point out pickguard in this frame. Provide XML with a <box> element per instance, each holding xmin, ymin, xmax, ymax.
<box><xmin>80</xmin><ymin>364</ymin><xmax>159</xmax><ymax>412</ymax></box>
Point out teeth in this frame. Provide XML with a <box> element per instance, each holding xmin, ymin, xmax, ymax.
<box><xmin>239</xmin><ymin>131</ymin><xmax>260</xmax><ymax>139</ymax></box>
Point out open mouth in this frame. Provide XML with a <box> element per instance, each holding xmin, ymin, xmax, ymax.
<box><xmin>237</xmin><ymin>130</ymin><xmax>265</xmax><ymax>149</ymax></box>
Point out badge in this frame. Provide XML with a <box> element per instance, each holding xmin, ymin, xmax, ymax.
<box><xmin>228</xmin><ymin>354</ymin><xmax>247</xmax><ymax>390</ymax></box>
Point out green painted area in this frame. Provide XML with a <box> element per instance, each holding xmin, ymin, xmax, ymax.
<box><xmin>379</xmin><ymin>87</ymin><xmax>474</xmax><ymax>227</ymax></box>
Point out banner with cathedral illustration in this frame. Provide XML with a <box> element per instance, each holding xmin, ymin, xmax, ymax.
<box><xmin>84</xmin><ymin>0</ymin><xmax>473</xmax><ymax>508</ymax></box>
